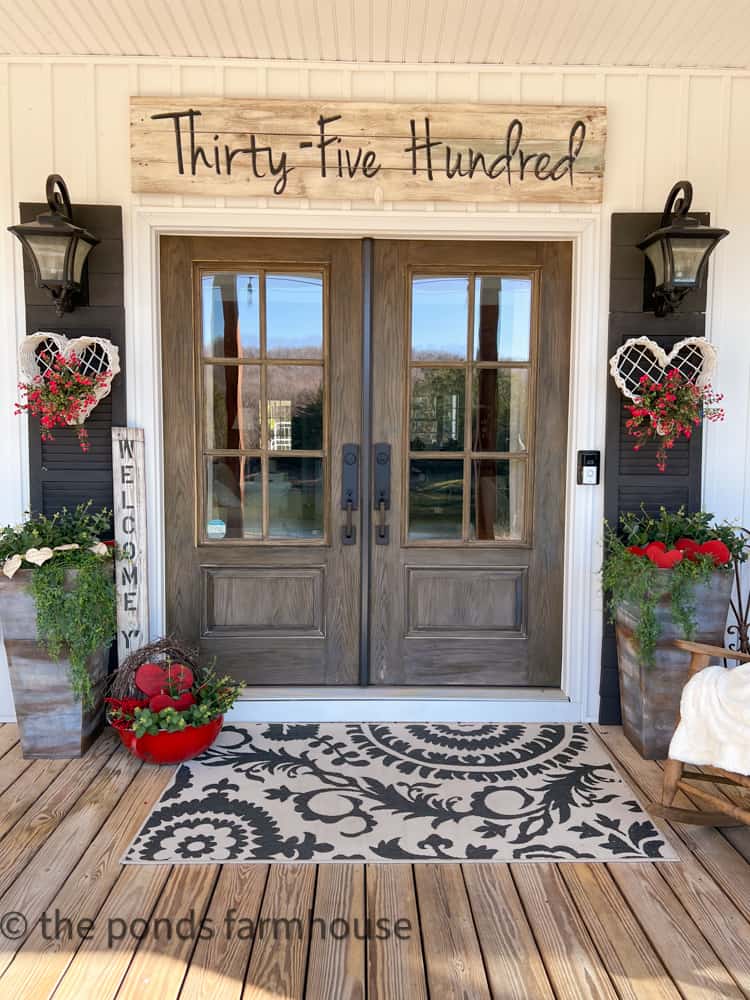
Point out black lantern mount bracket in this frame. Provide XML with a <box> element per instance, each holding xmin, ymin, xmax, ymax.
<box><xmin>637</xmin><ymin>180</ymin><xmax>729</xmax><ymax>318</ymax></box>
<box><xmin>7</xmin><ymin>174</ymin><xmax>100</xmax><ymax>318</ymax></box>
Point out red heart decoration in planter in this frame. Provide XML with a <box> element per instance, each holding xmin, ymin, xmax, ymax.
<box><xmin>166</xmin><ymin>663</ymin><xmax>194</xmax><ymax>691</ymax></box>
<box><xmin>697</xmin><ymin>539</ymin><xmax>731</xmax><ymax>566</ymax></box>
<box><xmin>675</xmin><ymin>538</ymin><xmax>700</xmax><ymax>561</ymax></box>
<box><xmin>173</xmin><ymin>691</ymin><xmax>196</xmax><ymax>711</ymax></box>
<box><xmin>646</xmin><ymin>546</ymin><xmax>684</xmax><ymax>569</ymax></box>
<box><xmin>627</xmin><ymin>545</ymin><xmax>646</xmax><ymax>556</ymax></box>
<box><xmin>134</xmin><ymin>663</ymin><xmax>169</xmax><ymax>696</ymax></box>
<box><xmin>149</xmin><ymin>693</ymin><xmax>179</xmax><ymax>712</ymax></box>
<box><xmin>134</xmin><ymin>662</ymin><xmax>195</xmax><ymax>697</ymax></box>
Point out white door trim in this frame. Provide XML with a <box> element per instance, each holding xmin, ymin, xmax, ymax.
<box><xmin>129</xmin><ymin>205</ymin><xmax>605</xmax><ymax>723</ymax></box>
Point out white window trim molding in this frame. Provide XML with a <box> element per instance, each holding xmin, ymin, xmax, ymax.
<box><xmin>126</xmin><ymin>204</ymin><xmax>604</xmax><ymax>724</ymax></box>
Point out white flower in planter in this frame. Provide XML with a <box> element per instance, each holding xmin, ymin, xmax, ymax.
<box><xmin>2</xmin><ymin>554</ymin><xmax>22</xmax><ymax>579</ymax></box>
<box><xmin>24</xmin><ymin>547</ymin><xmax>54</xmax><ymax>566</ymax></box>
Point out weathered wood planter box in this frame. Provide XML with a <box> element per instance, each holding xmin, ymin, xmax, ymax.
<box><xmin>615</xmin><ymin>570</ymin><xmax>733</xmax><ymax>760</ymax></box>
<box><xmin>0</xmin><ymin>569</ymin><xmax>108</xmax><ymax>759</ymax></box>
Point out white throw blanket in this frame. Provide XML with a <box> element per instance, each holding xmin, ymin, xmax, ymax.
<box><xmin>670</xmin><ymin>662</ymin><xmax>750</xmax><ymax>774</ymax></box>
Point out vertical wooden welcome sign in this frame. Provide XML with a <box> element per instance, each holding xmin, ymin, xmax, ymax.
<box><xmin>112</xmin><ymin>428</ymin><xmax>149</xmax><ymax>661</ymax></box>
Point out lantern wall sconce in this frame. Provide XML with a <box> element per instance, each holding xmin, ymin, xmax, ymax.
<box><xmin>638</xmin><ymin>180</ymin><xmax>728</xmax><ymax>317</ymax></box>
<box><xmin>7</xmin><ymin>174</ymin><xmax>99</xmax><ymax>318</ymax></box>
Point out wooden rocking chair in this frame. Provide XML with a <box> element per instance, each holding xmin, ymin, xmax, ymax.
<box><xmin>650</xmin><ymin>638</ymin><xmax>750</xmax><ymax>827</ymax></box>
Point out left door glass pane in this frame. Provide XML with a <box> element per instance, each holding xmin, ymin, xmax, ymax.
<box><xmin>201</xmin><ymin>273</ymin><xmax>260</xmax><ymax>358</ymax></box>
<box><xmin>267</xmin><ymin>274</ymin><xmax>324</xmax><ymax>359</ymax></box>
<box><xmin>205</xmin><ymin>365</ymin><xmax>261</xmax><ymax>450</ymax></box>
<box><xmin>206</xmin><ymin>456</ymin><xmax>262</xmax><ymax>539</ymax></box>
<box><xmin>268</xmin><ymin>457</ymin><xmax>324</xmax><ymax>538</ymax></box>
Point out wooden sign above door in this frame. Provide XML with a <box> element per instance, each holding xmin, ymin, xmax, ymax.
<box><xmin>130</xmin><ymin>98</ymin><xmax>606</xmax><ymax>204</ymax></box>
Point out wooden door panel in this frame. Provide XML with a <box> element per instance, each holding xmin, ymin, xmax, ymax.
<box><xmin>161</xmin><ymin>236</ymin><xmax>362</xmax><ymax>685</ymax></box>
<box><xmin>370</xmin><ymin>240</ymin><xmax>571</xmax><ymax>687</ymax></box>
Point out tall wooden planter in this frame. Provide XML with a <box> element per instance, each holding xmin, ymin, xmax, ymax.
<box><xmin>615</xmin><ymin>569</ymin><xmax>733</xmax><ymax>760</ymax></box>
<box><xmin>0</xmin><ymin>569</ymin><xmax>108</xmax><ymax>759</ymax></box>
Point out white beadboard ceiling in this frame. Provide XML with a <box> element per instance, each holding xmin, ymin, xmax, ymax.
<box><xmin>2</xmin><ymin>0</ymin><xmax>750</xmax><ymax>70</ymax></box>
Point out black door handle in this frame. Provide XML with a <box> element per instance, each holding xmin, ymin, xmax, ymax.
<box><xmin>341</xmin><ymin>444</ymin><xmax>359</xmax><ymax>545</ymax></box>
<box><xmin>374</xmin><ymin>443</ymin><xmax>391</xmax><ymax>545</ymax></box>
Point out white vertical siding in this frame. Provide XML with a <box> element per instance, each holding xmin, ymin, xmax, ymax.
<box><xmin>0</xmin><ymin>58</ymin><xmax>749</xmax><ymax>719</ymax></box>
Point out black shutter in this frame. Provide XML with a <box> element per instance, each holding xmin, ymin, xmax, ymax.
<box><xmin>19</xmin><ymin>204</ymin><xmax>125</xmax><ymax>522</ymax></box>
<box><xmin>599</xmin><ymin>212</ymin><xmax>707</xmax><ymax>724</ymax></box>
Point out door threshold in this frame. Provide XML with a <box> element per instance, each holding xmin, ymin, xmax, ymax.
<box><xmin>225</xmin><ymin>687</ymin><xmax>585</xmax><ymax>724</ymax></box>
<box><xmin>238</xmin><ymin>685</ymin><xmax>568</xmax><ymax>701</ymax></box>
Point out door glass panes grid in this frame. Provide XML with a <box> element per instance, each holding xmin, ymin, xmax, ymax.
<box><xmin>200</xmin><ymin>270</ymin><xmax>327</xmax><ymax>542</ymax></box>
<box><xmin>408</xmin><ymin>273</ymin><xmax>535</xmax><ymax>543</ymax></box>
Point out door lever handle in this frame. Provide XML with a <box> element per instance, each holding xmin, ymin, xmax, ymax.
<box><xmin>341</xmin><ymin>444</ymin><xmax>359</xmax><ymax>545</ymax></box>
<box><xmin>374</xmin><ymin>443</ymin><xmax>391</xmax><ymax>545</ymax></box>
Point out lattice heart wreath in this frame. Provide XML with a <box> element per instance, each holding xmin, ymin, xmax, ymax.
<box><xmin>18</xmin><ymin>333</ymin><xmax>120</xmax><ymax>421</ymax></box>
<box><xmin>17</xmin><ymin>333</ymin><xmax>120</xmax><ymax>451</ymax></box>
<box><xmin>609</xmin><ymin>336</ymin><xmax>717</xmax><ymax>401</ymax></box>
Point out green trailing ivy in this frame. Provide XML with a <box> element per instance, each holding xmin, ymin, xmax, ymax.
<box><xmin>29</xmin><ymin>551</ymin><xmax>116</xmax><ymax>707</ymax></box>
<box><xmin>602</xmin><ymin>506</ymin><xmax>745</xmax><ymax>666</ymax></box>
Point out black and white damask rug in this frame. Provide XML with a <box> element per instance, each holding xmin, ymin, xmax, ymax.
<box><xmin>122</xmin><ymin>723</ymin><xmax>677</xmax><ymax>864</ymax></box>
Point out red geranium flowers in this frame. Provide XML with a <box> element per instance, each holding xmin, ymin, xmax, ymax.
<box><xmin>15</xmin><ymin>352</ymin><xmax>113</xmax><ymax>452</ymax></box>
<box><xmin>625</xmin><ymin>369</ymin><xmax>724</xmax><ymax>473</ymax></box>
<box><xmin>628</xmin><ymin>537</ymin><xmax>731</xmax><ymax>569</ymax></box>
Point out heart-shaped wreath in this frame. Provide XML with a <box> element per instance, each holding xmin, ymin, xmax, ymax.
<box><xmin>16</xmin><ymin>333</ymin><xmax>120</xmax><ymax>451</ymax></box>
<box><xmin>609</xmin><ymin>335</ymin><xmax>716</xmax><ymax>401</ymax></box>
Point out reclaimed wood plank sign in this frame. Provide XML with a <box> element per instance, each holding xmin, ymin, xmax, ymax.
<box><xmin>130</xmin><ymin>98</ymin><xmax>606</xmax><ymax>203</ymax></box>
<box><xmin>112</xmin><ymin>427</ymin><xmax>149</xmax><ymax>662</ymax></box>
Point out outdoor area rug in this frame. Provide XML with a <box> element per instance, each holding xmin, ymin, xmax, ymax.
<box><xmin>122</xmin><ymin>723</ymin><xmax>678</xmax><ymax>863</ymax></box>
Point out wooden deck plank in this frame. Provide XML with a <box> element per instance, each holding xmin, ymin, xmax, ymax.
<box><xmin>115</xmin><ymin>864</ymin><xmax>220</xmax><ymax>1000</ymax></box>
<box><xmin>596</xmin><ymin>728</ymin><xmax>750</xmax><ymax>998</ymax></box>
<box><xmin>559</xmin><ymin>863</ymin><xmax>681</xmax><ymax>1000</ymax></box>
<box><xmin>414</xmin><ymin>863</ymin><xmax>491</xmax><ymax>1000</ymax></box>
<box><xmin>462</xmin><ymin>863</ymin><xmax>554</xmax><ymax>1000</ymax></box>
<box><xmin>0</xmin><ymin>754</ymin><xmax>69</xmax><ymax>841</ymax></box>
<box><xmin>0</xmin><ymin>733</ymin><xmax>117</xmax><ymax>899</ymax></box>
<box><xmin>244</xmin><ymin>864</ymin><xmax>316</xmax><ymax>1000</ymax></box>
<box><xmin>50</xmin><ymin>861</ymin><xmax>172</xmax><ymax>999</ymax></box>
<box><xmin>366</xmin><ymin>865</ymin><xmax>427</xmax><ymax>1000</ymax></box>
<box><xmin>0</xmin><ymin>724</ymin><xmax>19</xmax><ymax>758</ymax></box>
<box><xmin>0</xmin><ymin>743</ymin><xmax>34</xmax><ymax>798</ymax></box>
<box><xmin>180</xmin><ymin>864</ymin><xmax>269</xmax><ymax>1000</ymax></box>
<box><xmin>512</xmin><ymin>864</ymin><xmax>619</xmax><ymax>1000</ymax></box>
<box><xmin>0</xmin><ymin>744</ymin><xmax>142</xmax><ymax>976</ymax></box>
<box><xmin>0</xmin><ymin>763</ymin><xmax>173</xmax><ymax>997</ymax></box>
<box><xmin>305</xmin><ymin>864</ymin><xmax>365</xmax><ymax>1000</ymax></box>
<box><xmin>597</xmin><ymin>727</ymin><xmax>750</xmax><ymax>931</ymax></box>
<box><xmin>607</xmin><ymin>861</ymin><xmax>744</xmax><ymax>999</ymax></box>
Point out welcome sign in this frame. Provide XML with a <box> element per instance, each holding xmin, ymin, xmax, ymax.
<box><xmin>130</xmin><ymin>98</ymin><xmax>606</xmax><ymax>203</ymax></box>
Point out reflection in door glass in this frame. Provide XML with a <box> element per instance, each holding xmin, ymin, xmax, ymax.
<box><xmin>201</xmin><ymin>273</ymin><xmax>260</xmax><ymax>358</ymax></box>
<box><xmin>470</xmin><ymin>459</ymin><xmax>525</xmax><ymax>540</ymax></box>
<box><xmin>410</xmin><ymin>367</ymin><xmax>465</xmax><ymax>451</ymax></box>
<box><xmin>408</xmin><ymin>459</ymin><xmax>464</xmax><ymax>540</ymax></box>
<box><xmin>472</xmin><ymin>369</ymin><xmax>529</xmax><ymax>453</ymax></box>
<box><xmin>204</xmin><ymin>364</ymin><xmax>261</xmax><ymax>450</ymax></box>
<box><xmin>268</xmin><ymin>457</ymin><xmax>324</xmax><ymax>538</ymax></box>
<box><xmin>411</xmin><ymin>276</ymin><xmax>469</xmax><ymax>361</ymax></box>
<box><xmin>206</xmin><ymin>456</ymin><xmax>262</xmax><ymax>539</ymax></box>
<box><xmin>266</xmin><ymin>365</ymin><xmax>324</xmax><ymax>450</ymax></box>
<box><xmin>266</xmin><ymin>274</ymin><xmax>324</xmax><ymax>358</ymax></box>
<box><xmin>473</xmin><ymin>277</ymin><xmax>531</xmax><ymax>362</ymax></box>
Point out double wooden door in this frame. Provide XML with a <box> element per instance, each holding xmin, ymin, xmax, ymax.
<box><xmin>161</xmin><ymin>236</ymin><xmax>571</xmax><ymax>687</ymax></box>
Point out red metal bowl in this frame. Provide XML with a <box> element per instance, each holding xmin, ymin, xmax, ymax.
<box><xmin>116</xmin><ymin>716</ymin><xmax>223</xmax><ymax>764</ymax></box>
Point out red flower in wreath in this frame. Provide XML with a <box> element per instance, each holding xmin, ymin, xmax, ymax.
<box><xmin>624</xmin><ymin>369</ymin><xmax>724</xmax><ymax>472</ymax></box>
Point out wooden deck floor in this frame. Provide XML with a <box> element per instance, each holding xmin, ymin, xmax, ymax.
<box><xmin>0</xmin><ymin>724</ymin><xmax>749</xmax><ymax>999</ymax></box>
